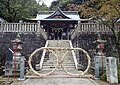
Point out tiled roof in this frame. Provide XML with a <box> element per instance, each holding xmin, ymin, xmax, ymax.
<box><xmin>31</xmin><ymin>8</ymin><xmax>80</xmax><ymax>21</ymax></box>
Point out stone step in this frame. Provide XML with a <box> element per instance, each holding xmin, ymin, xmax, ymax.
<box><xmin>43</xmin><ymin>59</ymin><xmax>74</xmax><ymax>62</ymax></box>
<box><xmin>42</xmin><ymin>66</ymin><xmax>75</xmax><ymax>69</ymax></box>
<box><xmin>43</xmin><ymin>63</ymin><xmax>74</xmax><ymax>65</ymax></box>
<box><xmin>43</xmin><ymin>60</ymin><xmax>74</xmax><ymax>62</ymax></box>
<box><xmin>43</xmin><ymin>61</ymin><xmax>75</xmax><ymax>64</ymax></box>
<box><xmin>39</xmin><ymin>70</ymin><xmax>77</xmax><ymax>74</ymax></box>
<box><xmin>42</xmin><ymin>65</ymin><xmax>75</xmax><ymax>68</ymax></box>
<box><xmin>40</xmin><ymin>68</ymin><xmax>76</xmax><ymax>71</ymax></box>
<box><xmin>40</xmin><ymin>40</ymin><xmax>77</xmax><ymax>75</ymax></box>
<box><xmin>43</xmin><ymin>63</ymin><xmax>75</xmax><ymax>66</ymax></box>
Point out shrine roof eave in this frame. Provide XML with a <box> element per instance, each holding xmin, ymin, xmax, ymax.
<box><xmin>41</xmin><ymin>19</ymin><xmax>80</xmax><ymax>21</ymax></box>
<box><xmin>30</xmin><ymin>16</ymin><xmax>94</xmax><ymax>21</ymax></box>
<box><xmin>30</xmin><ymin>19</ymin><xmax>80</xmax><ymax>21</ymax></box>
<box><xmin>30</xmin><ymin>14</ymin><xmax>80</xmax><ymax>21</ymax></box>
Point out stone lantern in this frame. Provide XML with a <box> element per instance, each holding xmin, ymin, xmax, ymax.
<box><xmin>95</xmin><ymin>34</ymin><xmax>106</xmax><ymax>56</ymax></box>
<box><xmin>96</xmin><ymin>33</ymin><xmax>106</xmax><ymax>56</ymax></box>
<box><xmin>11</xmin><ymin>36</ymin><xmax>23</xmax><ymax>79</ymax></box>
<box><xmin>94</xmin><ymin>33</ymin><xmax>106</xmax><ymax>79</ymax></box>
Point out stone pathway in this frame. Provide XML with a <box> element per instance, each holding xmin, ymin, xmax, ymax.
<box><xmin>22</xmin><ymin>78</ymin><xmax>99</xmax><ymax>85</ymax></box>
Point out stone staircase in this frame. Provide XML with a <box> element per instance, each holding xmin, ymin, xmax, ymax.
<box><xmin>40</xmin><ymin>40</ymin><xmax>78</xmax><ymax>76</ymax></box>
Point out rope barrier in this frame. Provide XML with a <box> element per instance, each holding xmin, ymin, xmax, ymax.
<box><xmin>28</xmin><ymin>47</ymin><xmax>91</xmax><ymax>77</ymax></box>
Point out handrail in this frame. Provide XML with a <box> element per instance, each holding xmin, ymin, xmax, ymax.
<box><xmin>0</xmin><ymin>23</ymin><xmax>119</xmax><ymax>33</ymax></box>
<box><xmin>38</xmin><ymin>27</ymin><xmax>47</xmax><ymax>40</ymax></box>
<box><xmin>71</xmin><ymin>23</ymin><xmax>120</xmax><ymax>39</ymax></box>
<box><xmin>0</xmin><ymin>23</ymin><xmax>38</xmax><ymax>32</ymax></box>
<box><xmin>39</xmin><ymin>40</ymin><xmax>49</xmax><ymax>69</ymax></box>
<box><xmin>69</xmin><ymin>41</ymin><xmax>78</xmax><ymax>69</ymax></box>
<box><xmin>0</xmin><ymin>22</ymin><xmax>48</xmax><ymax>40</ymax></box>
<box><xmin>71</xmin><ymin>23</ymin><xmax>80</xmax><ymax>40</ymax></box>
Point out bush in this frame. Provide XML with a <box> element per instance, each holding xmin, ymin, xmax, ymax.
<box><xmin>100</xmin><ymin>72</ymin><xmax>107</xmax><ymax>81</ymax></box>
<box><xmin>0</xmin><ymin>81</ymin><xmax>4</xmax><ymax>85</ymax></box>
<box><xmin>118</xmin><ymin>64</ymin><xmax>120</xmax><ymax>83</ymax></box>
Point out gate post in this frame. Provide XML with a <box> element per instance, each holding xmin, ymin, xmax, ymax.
<box><xmin>94</xmin><ymin>56</ymin><xmax>100</xmax><ymax>79</ymax></box>
<box><xmin>106</xmin><ymin>57</ymin><xmax>118</xmax><ymax>84</ymax></box>
<box><xmin>18</xmin><ymin>56</ymin><xmax>25</xmax><ymax>80</ymax></box>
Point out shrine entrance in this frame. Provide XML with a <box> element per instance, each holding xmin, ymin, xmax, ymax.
<box><xmin>48</xmin><ymin>28</ymin><xmax>69</xmax><ymax>40</ymax></box>
<box><xmin>52</xmin><ymin>29</ymin><xmax>62</xmax><ymax>40</ymax></box>
<box><xmin>31</xmin><ymin>8</ymin><xmax>80</xmax><ymax>40</ymax></box>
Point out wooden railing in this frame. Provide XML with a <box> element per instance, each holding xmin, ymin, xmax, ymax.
<box><xmin>0</xmin><ymin>22</ymin><xmax>47</xmax><ymax>40</ymax></box>
<box><xmin>71</xmin><ymin>23</ymin><xmax>120</xmax><ymax>39</ymax></box>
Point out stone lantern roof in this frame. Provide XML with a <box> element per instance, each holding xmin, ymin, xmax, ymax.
<box><xmin>11</xmin><ymin>38</ymin><xmax>23</xmax><ymax>44</ymax></box>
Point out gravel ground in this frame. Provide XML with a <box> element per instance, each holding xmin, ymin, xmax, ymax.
<box><xmin>95</xmin><ymin>79</ymin><xmax>120</xmax><ymax>85</ymax></box>
<box><xmin>1</xmin><ymin>76</ymin><xmax>120</xmax><ymax>85</ymax></box>
<box><xmin>10</xmin><ymin>78</ymin><xmax>120</xmax><ymax>85</ymax></box>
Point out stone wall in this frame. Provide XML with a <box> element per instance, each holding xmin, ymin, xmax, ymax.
<box><xmin>0</xmin><ymin>32</ymin><xmax>46</xmax><ymax>57</ymax></box>
<box><xmin>72</xmin><ymin>33</ymin><xmax>114</xmax><ymax>69</ymax></box>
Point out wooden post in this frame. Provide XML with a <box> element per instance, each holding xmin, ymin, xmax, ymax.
<box><xmin>47</xmin><ymin>25</ymin><xmax>49</xmax><ymax>40</ymax></box>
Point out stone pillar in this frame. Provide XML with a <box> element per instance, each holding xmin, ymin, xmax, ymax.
<box><xmin>106</xmin><ymin>57</ymin><xmax>118</xmax><ymax>84</ymax></box>
<box><xmin>19</xmin><ymin>20</ymin><xmax>23</xmax><ymax>32</ymax></box>
<box><xmin>18</xmin><ymin>56</ymin><xmax>25</xmax><ymax>80</ymax></box>
<box><xmin>5</xmin><ymin>48</ymin><xmax>14</xmax><ymax>76</ymax></box>
<box><xmin>1</xmin><ymin>22</ymin><xmax>4</xmax><ymax>32</ymax></box>
<box><xmin>94</xmin><ymin>56</ymin><xmax>100</xmax><ymax>78</ymax></box>
<box><xmin>37</xmin><ymin>21</ymin><xmax>41</xmax><ymax>36</ymax></box>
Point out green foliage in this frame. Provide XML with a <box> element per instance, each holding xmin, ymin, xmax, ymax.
<box><xmin>49</xmin><ymin>0</ymin><xmax>71</xmax><ymax>11</ymax></box>
<box><xmin>88</xmin><ymin>0</ymin><xmax>120</xmax><ymax>58</ymax></box>
<box><xmin>0</xmin><ymin>0</ymin><xmax>48</xmax><ymax>22</ymax></box>
<box><xmin>118</xmin><ymin>64</ymin><xmax>120</xmax><ymax>83</ymax></box>
<box><xmin>49</xmin><ymin>1</ymin><xmax>59</xmax><ymax>11</ymax></box>
<box><xmin>72</xmin><ymin>0</ymin><xmax>87</xmax><ymax>3</ymax></box>
<box><xmin>0</xmin><ymin>81</ymin><xmax>4</xmax><ymax>85</ymax></box>
<box><xmin>100</xmin><ymin>72</ymin><xmax>107</xmax><ymax>81</ymax></box>
<box><xmin>60</xmin><ymin>0</ymin><xmax>71</xmax><ymax>6</ymax></box>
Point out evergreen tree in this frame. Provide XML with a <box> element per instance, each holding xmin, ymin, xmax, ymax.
<box><xmin>0</xmin><ymin>0</ymin><xmax>48</xmax><ymax>22</ymax></box>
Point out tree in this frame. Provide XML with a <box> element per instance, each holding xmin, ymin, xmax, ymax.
<box><xmin>72</xmin><ymin>0</ymin><xmax>86</xmax><ymax>3</ymax></box>
<box><xmin>66</xmin><ymin>3</ymin><xmax>95</xmax><ymax>18</ymax></box>
<box><xmin>49</xmin><ymin>0</ymin><xmax>71</xmax><ymax>11</ymax></box>
<box><xmin>0</xmin><ymin>0</ymin><xmax>48</xmax><ymax>22</ymax></box>
<box><xmin>67</xmin><ymin>0</ymin><xmax>120</xmax><ymax>58</ymax></box>
<box><xmin>49</xmin><ymin>1</ymin><xmax>59</xmax><ymax>11</ymax></box>
<box><xmin>89</xmin><ymin>0</ymin><xmax>120</xmax><ymax>58</ymax></box>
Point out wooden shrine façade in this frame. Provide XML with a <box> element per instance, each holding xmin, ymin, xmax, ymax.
<box><xmin>31</xmin><ymin>8</ymin><xmax>80</xmax><ymax>40</ymax></box>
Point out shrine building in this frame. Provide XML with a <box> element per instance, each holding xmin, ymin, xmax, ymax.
<box><xmin>31</xmin><ymin>8</ymin><xmax>80</xmax><ymax>40</ymax></box>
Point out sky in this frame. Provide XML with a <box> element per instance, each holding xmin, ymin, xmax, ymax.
<box><xmin>36</xmin><ymin>0</ymin><xmax>56</xmax><ymax>7</ymax></box>
<box><xmin>44</xmin><ymin>0</ymin><xmax>56</xmax><ymax>7</ymax></box>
